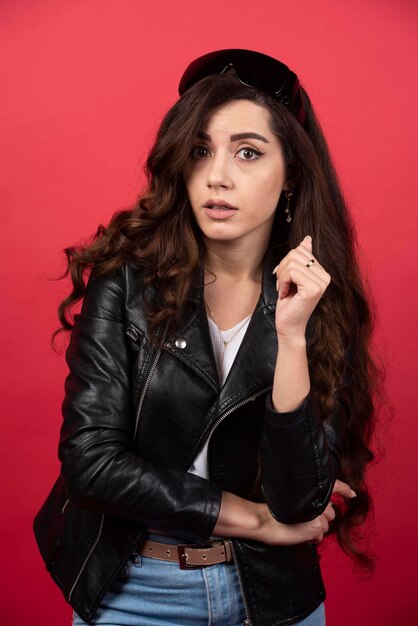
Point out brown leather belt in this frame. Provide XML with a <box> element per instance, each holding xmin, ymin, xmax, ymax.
<box><xmin>139</xmin><ymin>539</ymin><xmax>234</xmax><ymax>569</ymax></box>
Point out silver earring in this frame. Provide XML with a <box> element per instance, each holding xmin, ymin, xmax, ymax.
<box><xmin>284</xmin><ymin>190</ymin><xmax>293</xmax><ymax>223</ymax></box>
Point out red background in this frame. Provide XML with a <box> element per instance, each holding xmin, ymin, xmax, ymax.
<box><xmin>1</xmin><ymin>1</ymin><xmax>417</xmax><ymax>624</ymax></box>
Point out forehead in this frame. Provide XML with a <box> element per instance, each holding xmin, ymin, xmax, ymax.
<box><xmin>203</xmin><ymin>99</ymin><xmax>273</xmax><ymax>135</ymax></box>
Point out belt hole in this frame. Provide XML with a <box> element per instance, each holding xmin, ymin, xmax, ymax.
<box><xmin>202</xmin><ymin>554</ymin><xmax>207</xmax><ymax>559</ymax></box>
<box><xmin>221</xmin><ymin>550</ymin><xmax>225</xmax><ymax>555</ymax></box>
<box><xmin>148</xmin><ymin>547</ymin><xmax>153</xmax><ymax>552</ymax></box>
<box><xmin>166</xmin><ymin>550</ymin><xmax>171</xmax><ymax>555</ymax></box>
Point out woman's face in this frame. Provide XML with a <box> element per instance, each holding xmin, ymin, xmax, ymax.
<box><xmin>184</xmin><ymin>99</ymin><xmax>287</xmax><ymax>250</ymax></box>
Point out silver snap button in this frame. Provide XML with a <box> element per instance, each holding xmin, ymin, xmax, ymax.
<box><xmin>174</xmin><ymin>337</ymin><xmax>187</xmax><ymax>349</ymax></box>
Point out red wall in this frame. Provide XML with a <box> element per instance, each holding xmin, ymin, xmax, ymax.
<box><xmin>1</xmin><ymin>1</ymin><xmax>417</xmax><ymax>624</ymax></box>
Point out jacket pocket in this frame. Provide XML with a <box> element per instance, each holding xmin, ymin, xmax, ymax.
<box><xmin>33</xmin><ymin>473</ymin><xmax>104</xmax><ymax>598</ymax></box>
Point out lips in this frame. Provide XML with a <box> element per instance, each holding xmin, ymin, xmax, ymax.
<box><xmin>202</xmin><ymin>203</ymin><xmax>238</xmax><ymax>220</ymax></box>
<box><xmin>203</xmin><ymin>199</ymin><xmax>237</xmax><ymax>210</ymax></box>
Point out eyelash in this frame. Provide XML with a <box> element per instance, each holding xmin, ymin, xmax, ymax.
<box><xmin>190</xmin><ymin>145</ymin><xmax>263</xmax><ymax>161</ymax></box>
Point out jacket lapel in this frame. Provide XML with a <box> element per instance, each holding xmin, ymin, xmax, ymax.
<box><xmin>165</xmin><ymin>249</ymin><xmax>280</xmax><ymax>403</ymax></box>
<box><xmin>165</xmin><ymin>302</ymin><xmax>220</xmax><ymax>392</ymax></box>
<box><xmin>218</xmin><ymin>249</ymin><xmax>278</xmax><ymax>411</ymax></box>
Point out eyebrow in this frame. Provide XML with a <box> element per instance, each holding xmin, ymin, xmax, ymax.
<box><xmin>197</xmin><ymin>131</ymin><xmax>270</xmax><ymax>144</ymax></box>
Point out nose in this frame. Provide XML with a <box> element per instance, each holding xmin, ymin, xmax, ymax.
<box><xmin>206</xmin><ymin>152</ymin><xmax>233</xmax><ymax>189</ymax></box>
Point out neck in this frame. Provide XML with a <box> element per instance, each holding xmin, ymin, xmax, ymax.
<box><xmin>203</xmin><ymin>237</ymin><xmax>268</xmax><ymax>284</ymax></box>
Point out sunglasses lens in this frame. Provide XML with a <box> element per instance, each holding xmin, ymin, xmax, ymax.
<box><xmin>234</xmin><ymin>58</ymin><xmax>293</xmax><ymax>102</ymax></box>
<box><xmin>178</xmin><ymin>49</ymin><xmax>305</xmax><ymax>125</ymax></box>
<box><xmin>179</xmin><ymin>54</ymin><xmax>230</xmax><ymax>94</ymax></box>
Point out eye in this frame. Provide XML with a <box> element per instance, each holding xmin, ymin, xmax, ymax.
<box><xmin>190</xmin><ymin>145</ymin><xmax>210</xmax><ymax>159</ymax></box>
<box><xmin>237</xmin><ymin>147</ymin><xmax>263</xmax><ymax>161</ymax></box>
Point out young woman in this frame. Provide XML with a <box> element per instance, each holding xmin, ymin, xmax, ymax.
<box><xmin>34</xmin><ymin>49</ymin><xmax>378</xmax><ymax>626</ymax></box>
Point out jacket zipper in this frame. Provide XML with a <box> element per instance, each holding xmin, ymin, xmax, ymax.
<box><xmin>131</xmin><ymin>347</ymin><xmax>163</xmax><ymax>443</ymax></box>
<box><xmin>205</xmin><ymin>384</ymin><xmax>271</xmax><ymax>626</ymax></box>
<box><xmin>228</xmin><ymin>539</ymin><xmax>253</xmax><ymax>626</ymax></box>
<box><xmin>67</xmin><ymin>346</ymin><xmax>163</xmax><ymax>601</ymax></box>
<box><xmin>67</xmin><ymin>514</ymin><xmax>104</xmax><ymax>602</ymax></box>
<box><xmin>205</xmin><ymin>384</ymin><xmax>272</xmax><ymax>456</ymax></box>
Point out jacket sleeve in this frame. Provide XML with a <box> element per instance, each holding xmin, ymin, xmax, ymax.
<box><xmin>58</xmin><ymin>266</ymin><xmax>222</xmax><ymax>544</ymax></box>
<box><xmin>260</xmin><ymin>386</ymin><xmax>349</xmax><ymax>524</ymax></box>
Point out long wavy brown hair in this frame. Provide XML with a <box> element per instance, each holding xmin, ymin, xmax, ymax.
<box><xmin>54</xmin><ymin>70</ymin><xmax>385</xmax><ymax>572</ymax></box>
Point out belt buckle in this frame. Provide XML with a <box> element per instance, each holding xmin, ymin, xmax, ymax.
<box><xmin>177</xmin><ymin>544</ymin><xmax>197</xmax><ymax>570</ymax></box>
<box><xmin>177</xmin><ymin>541</ymin><xmax>217</xmax><ymax>569</ymax></box>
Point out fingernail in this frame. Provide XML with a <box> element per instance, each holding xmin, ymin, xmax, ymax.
<box><xmin>305</xmin><ymin>235</ymin><xmax>312</xmax><ymax>242</ymax></box>
<box><xmin>272</xmin><ymin>265</ymin><xmax>278</xmax><ymax>275</ymax></box>
<box><xmin>350</xmin><ymin>490</ymin><xmax>357</xmax><ymax>497</ymax></box>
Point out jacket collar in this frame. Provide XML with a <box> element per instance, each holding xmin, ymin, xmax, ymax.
<box><xmin>165</xmin><ymin>248</ymin><xmax>280</xmax><ymax>408</ymax></box>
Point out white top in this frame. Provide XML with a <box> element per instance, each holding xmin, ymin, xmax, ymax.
<box><xmin>187</xmin><ymin>313</ymin><xmax>252</xmax><ymax>480</ymax></box>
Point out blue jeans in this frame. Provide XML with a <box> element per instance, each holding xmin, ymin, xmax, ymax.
<box><xmin>72</xmin><ymin>534</ymin><xmax>325</xmax><ymax>625</ymax></box>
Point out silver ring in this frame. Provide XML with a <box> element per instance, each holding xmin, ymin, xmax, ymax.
<box><xmin>306</xmin><ymin>258</ymin><xmax>315</xmax><ymax>268</ymax></box>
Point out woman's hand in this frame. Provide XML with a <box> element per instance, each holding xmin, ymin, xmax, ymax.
<box><xmin>272</xmin><ymin>235</ymin><xmax>331</xmax><ymax>339</ymax></box>
<box><xmin>258</xmin><ymin>500</ymin><xmax>336</xmax><ymax>546</ymax></box>
<box><xmin>214</xmin><ymin>480</ymin><xmax>355</xmax><ymax>546</ymax></box>
<box><xmin>259</xmin><ymin>479</ymin><xmax>355</xmax><ymax>546</ymax></box>
<box><xmin>332</xmin><ymin>478</ymin><xmax>356</xmax><ymax>499</ymax></box>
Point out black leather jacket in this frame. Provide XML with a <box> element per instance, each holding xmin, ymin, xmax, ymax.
<box><xmin>34</xmin><ymin>250</ymin><xmax>348</xmax><ymax>625</ymax></box>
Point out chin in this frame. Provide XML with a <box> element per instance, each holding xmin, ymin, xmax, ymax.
<box><xmin>200</xmin><ymin>223</ymin><xmax>237</xmax><ymax>236</ymax></box>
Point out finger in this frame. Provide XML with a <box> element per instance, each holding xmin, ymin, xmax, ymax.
<box><xmin>281</xmin><ymin>249</ymin><xmax>330</xmax><ymax>283</ymax></box>
<box><xmin>323</xmin><ymin>502</ymin><xmax>336</xmax><ymax>522</ymax></box>
<box><xmin>332</xmin><ymin>479</ymin><xmax>357</xmax><ymax>498</ymax></box>
<box><xmin>294</xmin><ymin>245</ymin><xmax>318</xmax><ymax>262</ymax></box>
<box><xmin>310</xmin><ymin>515</ymin><xmax>328</xmax><ymax>544</ymax></box>
<box><xmin>282</xmin><ymin>248</ymin><xmax>318</xmax><ymax>266</ymax></box>
<box><xmin>332</xmin><ymin>479</ymin><xmax>356</xmax><ymax>498</ymax></box>
<box><xmin>311</xmin><ymin>519</ymin><xmax>328</xmax><ymax>546</ymax></box>
<box><xmin>272</xmin><ymin>236</ymin><xmax>314</xmax><ymax>275</ymax></box>
<box><xmin>277</xmin><ymin>266</ymin><xmax>327</xmax><ymax>299</ymax></box>
<box><xmin>313</xmin><ymin>530</ymin><xmax>325</xmax><ymax>545</ymax></box>
<box><xmin>299</xmin><ymin>235</ymin><xmax>312</xmax><ymax>255</ymax></box>
<box><xmin>278</xmin><ymin>269</ymin><xmax>324</xmax><ymax>300</ymax></box>
<box><xmin>321</xmin><ymin>514</ymin><xmax>330</xmax><ymax>534</ymax></box>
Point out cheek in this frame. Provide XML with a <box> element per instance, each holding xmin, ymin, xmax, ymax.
<box><xmin>251</xmin><ymin>171</ymin><xmax>284</xmax><ymax>205</ymax></box>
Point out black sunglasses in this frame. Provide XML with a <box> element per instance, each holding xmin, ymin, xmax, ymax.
<box><xmin>178</xmin><ymin>48</ymin><xmax>306</xmax><ymax>127</ymax></box>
